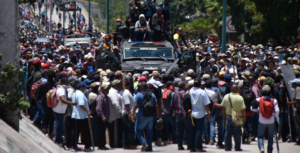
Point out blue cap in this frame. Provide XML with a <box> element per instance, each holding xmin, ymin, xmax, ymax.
<box><xmin>84</xmin><ymin>79</ymin><xmax>93</xmax><ymax>84</ymax></box>
<box><xmin>77</xmin><ymin>82</ymin><xmax>89</xmax><ymax>89</ymax></box>
<box><xmin>43</xmin><ymin>53</ymin><xmax>48</xmax><ymax>56</ymax></box>
<box><xmin>291</xmin><ymin>79</ymin><xmax>300</xmax><ymax>85</ymax></box>
<box><xmin>224</xmin><ymin>74</ymin><xmax>232</xmax><ymax>82</ymax></box>
<box><xmin>34</xmin><ymin>49</ymin><xmax>38</xmax><ymax>52</ymax></box>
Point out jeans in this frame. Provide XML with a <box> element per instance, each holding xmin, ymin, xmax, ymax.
<box><xmin>163</xmin><ymin>113</ymin><xmax>177</xmax><ymax>141</ymax></box>
<box><xmin>257</xmin><ymin>123</ymin><xmax>274</xmax><ymax>153</ymax></box>
<box><xmin>176</xmin><ymin>115</ymin><xmax>189</xmax><ymax>147</ymax></box>
<box><xmin>189</xmin><ymin>116</ymin><xmax>205</xmax><ymax>150</ymax></box>
<box><xmin>123</xmin><ymin>114</ymin><xmax>136</xmax><ymax>146</ymax></box>
<box><xmin>224</xmin><ymin>115</ymin><xmax>242</xmax><ymax>150</ymax></box>
<box><xmin>243</xmin><ymin>116</ymin><xmax>253</xmax><ymax>141</ymax></box>
<box><xmin>134</xmin><ymin>29</ymin><xmax>151</xmax><ymax>41</ymax></box>
<box><xmin>33</xmin><ymin>99</ymin><xmax>46</xmax><ymax>128</ymax></box>
<box><xmin>135</xmin><ymin>116</ymin><xmax>154</xmax><ymax>149</ymax></box>
<box><xmin>174</xmin><ymin>48</ymin><xmax>182</xmax><ymax>59</ymax></box>
<box><xmin>53</xmin><ymin>112</ymin><xmax>65</xmax><ymax>144</ymax></box>
<box><xmin>203</xmin><ymin>115</ymin><xmax>209</xmax><ymax>142</ymax></box>
<box><xmin>210</xmin><ymin>116</ymin><xmax>224</xmax><ymax>145</ymax></box>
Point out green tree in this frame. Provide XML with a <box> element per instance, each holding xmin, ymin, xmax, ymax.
<box><xmin>228</xmin><ymin>0</ymin><xmax>300</xmax><ymax>45</ymax></box>
<box><xmin>96</xmin><ymin>0</ymin><xmax>127</xmax><ymax>33</ymax></box>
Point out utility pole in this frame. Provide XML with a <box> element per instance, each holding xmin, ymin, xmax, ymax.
<box><xmin>126</xmin><ymin>0</ymin><xmax>129</xmax><ymax>16</ymax></box>
<box><xmin>63</xmin><ymin>4</ymin><xmax>65</xmax><ymax>30</ymax></box>
<box><xmin>50</xmin><ymin>0</ymin><xmax>52</xmax><ymax>33</ymax></box>
<box><xmin>107</xmin><ymin>0</ymin><xmax>109</xmax><ymax>34</ymax></box>
<box><xmin>221</xmin><ymin>0</ymin><xmax>227</xmax><ymax>53</ymax></box>
<box><xmin>89</xmin><ymin>0</ymin><xmax>92</xmax><ymax>28</ymax></box>
<box><xmin>45</xmin><ymin>0</ymin><xmax>48</xmax><ymax>31</ymax></box>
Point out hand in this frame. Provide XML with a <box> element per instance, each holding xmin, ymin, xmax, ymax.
<box><xmin>287</xmin><ymin>101</ymin><xmax>293</xmax><ymax>105</ymax></box>
<box><xmin>131</xmin><ymin>115</ymin><xmax>136</xmax><ymax>122</ymax></box>
<box><xmin>177</xmin><ymin>48</ymin><xmax>181</xmax><ymax>52</ymax></box>
<box><xmin>102</xmin><ymin>117</ymin><xmax>106</xmax><ymax>122</ymax></box>
<box><xmin>129</xmin><ymin>114</ymin><xmax>133</xmax><ymax>120</ymax></box>
<box><xmin>87</xmin><ymin>111</ymin><xmax>91</xmax><ymax>117</ymax></box>
<box><xmin>206</xmin><ymin>115</ymin><xmax>210</xmax><ymax>121</ymax></box>
<box><xmin>73</xmin><ymin>102</ymin><xmax>78</xmax><ymax>106</ymax></box>
<box><xmin>128</xmin><ymin>19</ymin><xmax>132</xmax><ymax>22</ymax></box>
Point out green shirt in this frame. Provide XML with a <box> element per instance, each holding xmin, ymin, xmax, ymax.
<box><xmin>221</xmin><ymin>93</ymin><xmax>246</xmax><ymax>116</ymax></box>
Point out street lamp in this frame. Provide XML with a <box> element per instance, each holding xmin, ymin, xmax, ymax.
<box><xmin>221</xmin><ymin>0</ymin><xmax>227</xmax><ymax>53</ymax></box>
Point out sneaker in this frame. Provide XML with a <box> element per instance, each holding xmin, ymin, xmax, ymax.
<box><xmin>260</xmin><ymin>149</ymin><xmax>265</xmax><ymax>153</ymax></box>
<box><xmin>178</xmin><ymin>146</ymin><xmax>185</xmax><ymax>150</ymax></box>
<box><xmin>141</xmin><ymin>144</ymin><xmax>148</xmax><ymax>152</ymax></box>
<box><xmin>209</xmin><ymin>140</ymin><xmax>214</xmax><ymax>145</ymax></box>
<box><xmin>144</xmin><ymin>147</ymin><xmax>153</xmax><ymax>152</ymax></box>
<box><xmin>216</xmin><ymin>144</ymin><xmax>224</xmax><ymax>149</ymax></box>
<box><xmin>246</xmin><ymin>138</ymin><xmax>251</xmax><ymax>144</ymax></box>
<box><xmin>83</xmin><ymin>148</ymin><xmax>93</xmax><ymax>152</ymax></box>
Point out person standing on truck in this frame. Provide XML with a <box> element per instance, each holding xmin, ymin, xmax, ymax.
<box><xmin>135</xmin><ymin>14</ymin><xmax>151</xmax><ymax>41</ymax></box>
<box><xmin>112</xmin><ymin>18</ymin><xmax>123</xmax><ymax>46</ymax></box>
<box><xmin>152</xmin><ymin>7</ymin><xmax>164</xmax><ymax>41</ymax></box>
<box><xmin>126</xmin><ymin>7</ymin><xmax>139</xmax><ymax>41</ymax></box>
<box><xmin>173</xmin><ymin>27</ymin><xmax>188</xmax><ymax>58</ymax></box>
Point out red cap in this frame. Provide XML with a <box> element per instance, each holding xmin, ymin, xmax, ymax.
<box><xmin>139</xmin><ymin>76</ymin><xmax>147</xmax><ymax>82</ymax></box>
<box><xmin>83</xmin><ymin>62</ymin><xmax>88</xmax><ymax>66</ymax></box>
<box><xmin>42</xmin><ymin>64</ymin><xmax>49</xmax><ymax>69</ymax></box>
<box><xmin>41</xmin><ymin>59</ymin><xmax>46</xmax><ymax>63</ymax></box>
<box><xmin>32</xmin><ymin>59</ymin><xmax>41</xmax><ymax>67</ymax></box>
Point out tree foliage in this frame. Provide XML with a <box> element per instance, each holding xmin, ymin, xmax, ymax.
<box><xmin>228</xmin><ymin>0</ymin><xmax>300</xmax><ymax>45</ymax></box>
<box><xmin>96</xmin><ymin>0</ymin><xmax>127</xmax><ymax>33</ymax></box>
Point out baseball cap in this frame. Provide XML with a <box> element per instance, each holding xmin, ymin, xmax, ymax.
<box><xmin>112</xmin><ymin>79</ymin><xmax>121</xmax><ymax>86</ymax></box>
<box><xmin>218</xmin><ymin>81</ymin><xmax>226</xmax><ymax>86</ymax></box>
<box><xmin>77</xmin><ymin>82</ymin><xmax>89</xmax><ymax>89</ymax></box>
<box><xmin>100</xmin><ymin>84</ymin><xmax>109</xmax><ymax>90</ymax></box>
<box><xmin>208</xmin><ymin>58</ymin><xmax>215</xmax><ymax>62</ymax></box>
<box><xmin>147</xmin><ymin>79</ymin><xmax>158</xmax><ymax>88</ymax></box>
<box><xmin>291</xmin><ymin>79</ymin><xmax>300</xmax><ymax>85</ymax></box>
<box><xmin>139</xmin><ymin>76</ymin><xmax>147</xmax><ymax>82</ymax></box>
<box><xmin>42</xmin><ymin>63</ymin><xmax>49</xmax><ymax>69</ymax></box>
<box><xmin>262</xmin><ymin>85</ymin><xmax>271</xmax><ymax>94</ymax></box>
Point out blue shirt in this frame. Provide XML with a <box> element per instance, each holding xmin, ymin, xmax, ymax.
<box><xmin>71</xmin><ymin>90</ymin><xmax>90</xmax><ymax>119</ymax></box>
<box><xmin>189</xmin><ymin>87</ymin><xmax>211</xmax><ymax>119</ymax></box>
<box><xmin>134</xmin><ymin>90</ymin><xmax>157</xmax><ymax>118</ymax></box>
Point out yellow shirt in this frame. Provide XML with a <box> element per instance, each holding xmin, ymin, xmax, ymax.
<box><xmin>221</xmin><ymin>93</ymin><xmax>246</xmax><ymax>116</ymax></box>
<box><xmin>173</xmin><ymin>33</ymin><xmax>182</xmax><ymax>42</ymax></box>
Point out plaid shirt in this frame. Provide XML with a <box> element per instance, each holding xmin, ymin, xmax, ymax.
<box><xmin>173</xmin><ymin>90</ymin><xmax>186</xmax><ymax>117</ymax></box>
<box><xmin>96</xmin><ymin>92</ymin><xmax>110</xmax><ymax>120</ymax></box>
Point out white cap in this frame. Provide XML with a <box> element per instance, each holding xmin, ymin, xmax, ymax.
<box><xmin>139</xmin><ymin>14</ymin><xmax>145</xmax><ymax>18</ymax></box>
<box><xmin>147</xmin><ymin>79</ymin><xmax>158</xmax><ymax>88</ymax></box>
<box><xmin>208</xmin><ymin>58</ymin><xmax>215</xmax><ymax>62</ymax></box>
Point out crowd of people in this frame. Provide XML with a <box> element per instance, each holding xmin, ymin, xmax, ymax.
<box><xmin>17</xmin><ymin>1</ymin><xmax>300</xmax><ymax>153</ymax></box>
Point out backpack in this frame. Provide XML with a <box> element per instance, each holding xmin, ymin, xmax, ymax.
<box><xmin>141</xmin><ymin>92</ymin><xmax>156</xmax><ymax>116</ymax></box>
<box><xmin>46</xmin><ymin>88</ymin><xmax>59</xmax><ymax>108</ymax></box>
<box><xmin>30</xmin><ymin>80</ymin><xmax>42</xmax><ymax>100</ymax></box>
<box><xmin>240</xmin><ymin>88</ymin><xmax>255</xmax><ymax>111</ymax></box>
<box><xmin>183</xmin><ymin>91</ymin><xmax>191</xmax><ymax>114</ymax></box>
<box><xmin>259</xmin><ymin>97</ymin><xmax>274</xmax><ymax>119</ymax></box>
<box><xmin>89</xmin><ymin>94</ymin><xmax>98</xmax><ymax>117</ymax></box>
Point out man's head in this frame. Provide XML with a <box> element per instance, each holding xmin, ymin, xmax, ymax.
<box><xmin>77</xmin><ymin>82</ymin><xmax>88</xmax><ymax>92</ymax></box>
<box><xmin>139</xmin><ymin>14</ymin><xmax>145</xmax><ymax>22</ymax></box>
<box><xmin>138</xmin><ymin>82</ymin><xmax>148</xmax><ymax>91</ymax></box>
<box><xmin>177</xmin><ymin>27</ymin><xmax>182</xmax><ymax>35</ymax></box>
<box><xmin>157</xmin><ymin>7</ymin><xmax>162</xmax><ymax>15</ymax></box>
<box><xmin>147</xmin><ymin>79</ymin><xmax>158</xmax><ymax>90</ymax></box>
<box><xmin>262</xmin><ymin>85</ymin><xmax>271</xmax><ymax>96</ymax></box>
<box><xmin>100</xmin><ymin>84</ymin><xmax>110</xmax><ymax>95</ymax></box>
<box><xmin>59</xmin><ymin>77</ymin><xmax>68</xmax><ymax>85</ymax></box>
<box><xmin>230</xmin><ymin>85</ymin><xmax>239</xmax><ymax>93</ymax></box>
<box><xmin>112</xmin><ymin>79</ymin><xmax>122</xmax><ymax>91</ymax></box>
<box><xmin>291</xmin><ymin>79</ymin><xmax>300</xmax><ymax>88</ymax></box>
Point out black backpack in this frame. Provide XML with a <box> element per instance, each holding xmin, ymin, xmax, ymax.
<box><xmin>183</xmin><ymin>91</ymin><xmax>192</xmax><ymax>113</ymax></box>
<box><xmin>141</xmin><ymin>92</ymin><xmax>156</xmax><ymax>116</ymax></box>
<box><xmin>89</xmin><ymin>95</ymin><xmax>98</xmax><ymax>117</ymax></box>
<box><xmin>240</xmin><ymin>87</ymin><xmax>255</xmax><ymax>111</ymax></box>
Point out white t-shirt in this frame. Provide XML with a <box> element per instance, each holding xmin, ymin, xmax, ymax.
<box><xmin>122</xmin><ymin>89</ymin><xmax>135</xmax><ymax>115</ymax></box>
<box><xmin>53</xmin><ymin>86</ymin><xmax>68</xmax><ymax>114</ymax></box>
<box><xmin>251</xmin><ymin>97</ymin><xmax>279</xmax><ymax>124</ymax></box>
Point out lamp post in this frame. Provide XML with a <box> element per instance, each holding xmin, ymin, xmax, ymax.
<box><xmin>107</xmin><ymin>0</ymin><xmax>109</xmax><ymax>34</ymax></box>
<box><xmin>89</xmin><ymin>0</ymin><xmax>92</xmax><ymax>28</ymax></box>
<box><xmin>221</xmin><ymin>0</ymin><xmax>227</xmax><ymax>53</ymax></box>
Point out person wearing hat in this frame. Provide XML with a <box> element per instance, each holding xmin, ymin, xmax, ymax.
<box><xmin>100</xmin><ymin>34</ymin><xmax>112</xmax><ymax>51</ymax></box>
<box><xmin>131</xmin><ymin>81</ymin><xmax>159</xmax><ymax>152</ymax></box>
<box><xmin>71</xmin><ymin>82</ymin><xmax>92</xmax><ymax>152</ymax></box>
<box><xmin>251</xmin><ymin>85</ymin><xmax>280</xmax><ymax>152</ymax></box>
<box><xmin>93</xmin><ymin>82</ymin><xmax>109</xmax><ymax>149</ymax></box>
<box><xmin>287</xmin><ymin>79</ymin><xmax>300</xmax><ymax>145</ymax></box>
<box><xmin>108</xmin><ymin>79</ymin><xmax>123</xmax><ymax>148</ymax></box>
<box><xmin>135</xmin><ymin>14</ymin><xmax>151</xmax><ymax>41</ymax></box>
<box><xmin>208</xmin><ymin>58</ymin><xmax>219</xmax><ymax>72</ymax></box>
<box><xmin>221</xmin><ymin>58</ymin><xmax>237</xmax><ymax>73</ymax></box>
<box><xmin>199</xmin><ymin>52</ymin><xmax>210</xmax><ymax>71</ymax></box>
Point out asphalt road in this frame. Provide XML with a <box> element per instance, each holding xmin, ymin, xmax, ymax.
<box><xmin>75</xmin><ymin>141</ymin><xmax>300</xmax><ymax>153</ymax></box>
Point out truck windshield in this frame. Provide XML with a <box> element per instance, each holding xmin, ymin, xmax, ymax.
<box><xmin>124</xmin><ymin>48</ymin><xmax>173</xmax><ymax>59</ymax></box>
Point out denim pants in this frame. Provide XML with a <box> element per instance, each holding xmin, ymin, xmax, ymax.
<box><xmin>123</xmin><ymin>114</ymin><xmax>136</xmax><ymax>146</ymax></box>
<box><xmin>210</xmin><ymin>116</ymin><xmax>224</xmax><ymax>145</ymax></box>
<box><xmin>33</xmin><ymin>99</ymin><xmax>46</xmax><ymax>128</ymax></box>
<box><xmin>163</xmin><ymin>113</ymin><xmax>177</xmax><ymax>141</ymax></box>
<box><xmin>203</xmin><ymin>115</ymin><xmax>209</xmax><ymax>142</ymax></box>
<box><xmin>134</xmin><ymin>29</ymin><xmax>151</xmax><ymax>41</ymax></box>
<box><xmin>53</xmin><ymin>112</ymin><xmax>65</xmax><ymax>144</ymax></box>
<box><xmin>135</xmin><ymin>115</ymin><xmax>154</xmax><ymax>149</ymax></box>
<box><xmin>176</xmin><ymin>114</ymin><xmax>189</xmax><ymax>147</ymax></box>
<box><xmin>243</xmin><ymin>116</ymin><xmax>253</xmax><ymax>141</ymax></box>
<box><xmin>257</xmin><ymin>122</ymin><xmax>274</xmax><ymax>153</ymax></box>
<box><xmin>189</xmin><ymin>116</ymin><xmax>205</xmax><ymax>150</ymax></box>
<box><xmin>224</xmin><ymin>115</ymin><xmax>242</xmax><ymax>150</ymax></box>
